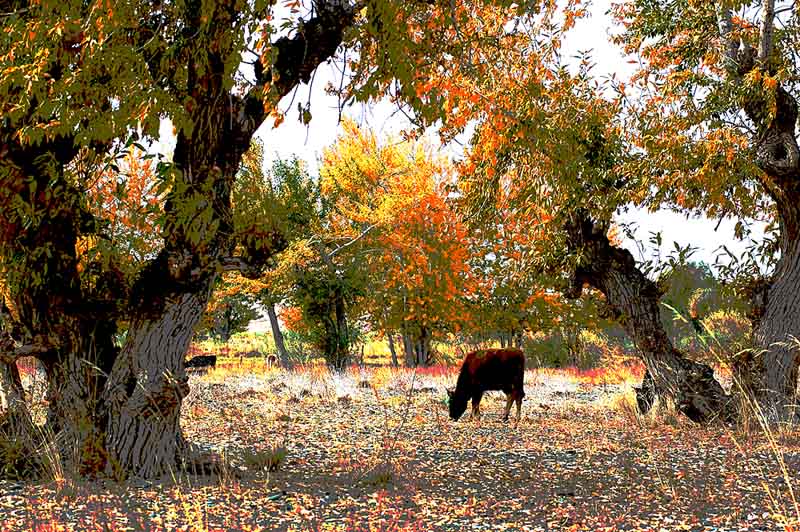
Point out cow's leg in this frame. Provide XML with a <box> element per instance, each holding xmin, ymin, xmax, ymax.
<box><xmin>503</xmin><ymin>394</ymin><xmax>513</xmax><ymax>421</ymax></box>
<box><xmin>471</xmin><ymin>392</ymin><xmax>483</xmax><ymax>420</ymax></box>
<box><xmin>515</xmin><ymin>394</ymin><xmax>522</xmax><ymax>422</ymax></box>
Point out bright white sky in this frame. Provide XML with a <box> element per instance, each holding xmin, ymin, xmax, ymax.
<box><xmin>158</xmin><ymin>0</ymin><xmax>765</xmax><ymax>276</ymax></box>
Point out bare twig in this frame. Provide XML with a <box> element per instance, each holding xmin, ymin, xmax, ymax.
<box><xmin>326</xmin><ymin>223</ymin><xmax>378</xmax><ymax>261</ymax></box>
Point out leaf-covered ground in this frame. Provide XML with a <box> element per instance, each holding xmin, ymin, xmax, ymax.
<box><xmin>1</xmin><ymin>363</ymin><xmax>799</xmax><ymax>531</ymax></box>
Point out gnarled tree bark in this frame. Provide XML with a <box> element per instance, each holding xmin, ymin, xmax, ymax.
<box><xmin>104</xmin><ymin>288</ymin><xmax>208</xmax><ymax>478</ymax></box>
<box><xmin>565</xmin><ymin>215</ymin><xmax>736</xmax><ymax>423</ymax></box>
<box><xmin>99</xmin><ymin>0</ymin><xmax>357</xmax><ymax>477</ymax></box>
<box><xmin>713</xmin><ymin>7</ymin><xmax>800</xmax><ymax>420</ymax></box>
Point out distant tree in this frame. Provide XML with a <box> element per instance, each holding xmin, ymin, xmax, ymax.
<box><xmin>318</xmin><ymin>121</ymin><xmax>475</xmax><ymax>366</ymax></box>
<box><xmin>198</xmin><ymin>284</ymin><xmax>259</xmax><ymax>343</ymax></box>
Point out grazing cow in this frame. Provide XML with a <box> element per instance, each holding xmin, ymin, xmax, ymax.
<box><xmin>447</xmin><ymin>348</ymin><xmax>525</xmax><ymax>422</ymax></box>
<box><xmin>185</xmin><ymin>355</ymin><xmax>217</xmax><ymax>372</ymax></box>
<box><xmin>266</xmin><ymin>354</ymin><xmax>278</xmax><ymax>367</ymax></box>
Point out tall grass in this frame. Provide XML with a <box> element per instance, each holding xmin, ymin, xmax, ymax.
<box><xmin>662</xmin><ymin>303</ymin><xmax>800</xmax><ymax>527</ymax></box>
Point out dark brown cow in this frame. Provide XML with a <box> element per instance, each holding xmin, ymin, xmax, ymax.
<box><xmin>185</xmin><ymin>355</ymin><xmax>217</xmax><ymax>372</ymax></box>
<box><xmin>447</xmin><ymin>348</ymin><xmax>525</xmax><ymax>422</ymax></box>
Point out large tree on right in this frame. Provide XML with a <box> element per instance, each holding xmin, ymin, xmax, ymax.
<box><xmin>615</xmin><ymin>0</ymin><xmax>800</xmax><ymax>421</ymax></box>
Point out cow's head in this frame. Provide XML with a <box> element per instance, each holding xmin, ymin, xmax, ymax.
<box><xmin>446</xmin><ymin>387</ymin><xmax>468</xmax><ymax>420</ymax></box>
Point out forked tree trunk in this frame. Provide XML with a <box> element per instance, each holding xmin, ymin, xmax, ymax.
<box><xmin>103</xmin><ymin>288</ymin><xmax>209</xmax><ymax>479</ymax></box>
<box><xmin>266</xmin><ymin>302</ymin><xmax>289</xmax><ymax>367</ymax></box>
<box><xmin>565</xmin><ymin>215</ymin><xmax>735</xmax><ymax>423</ymax></box>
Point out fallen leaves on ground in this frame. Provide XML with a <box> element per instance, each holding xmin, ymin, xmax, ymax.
<box><xmin>0</xmin><ymin>365</ymin><xmax>797</xmax><ymax>531</ymax></box>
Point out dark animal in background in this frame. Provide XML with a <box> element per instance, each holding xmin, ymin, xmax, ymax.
<box><xmin>266</xmin><ymin>354</ymin><xmax>278</xmax><ymax>367</ymax></box>
<box><xmin>447</xmin><ymin>348</ymin><xmax>525</xmax><ymax>422</ymax></box>
<box><xmin>185</xmin><ymin>355</ymin><xmax>217</xmax><ymax>372</ymax></box>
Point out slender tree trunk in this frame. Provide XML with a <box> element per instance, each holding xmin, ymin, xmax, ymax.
<box><xmin>333</xmin><ymin>291</ymin><xmax>349</xmax><ymax>370</ymax></box>
<box><xmin>419</xmin><ymin>326</ymin><xmax>432</xmax><ymax>366</ymax></box>
<box><xmin>401</xmin><ymin>329</ymin><xmax>415</xmax><ymax>367</ymax></box>
<box><xmin>266</xmin><ymin>302</ymin><xmax>289</xmax><ymax>367</ymax></box>
<box><xmin>565</xmin><ymin>215</ymin><xmax>735</xmax><ymax>423</ymax></box>
<box><xmin>387</xmin><ymin>333</ymin><xmax>399</xmax><ymax>367</ymax></box>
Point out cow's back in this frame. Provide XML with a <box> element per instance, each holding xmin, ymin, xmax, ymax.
<box><xmin>463</xmin><ymin>348</ymin><xmax>525</xmax><ymax>393</ymax></box>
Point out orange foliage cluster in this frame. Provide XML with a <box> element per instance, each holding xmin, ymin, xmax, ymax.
<box><xmin>320</xmin><ymin>121</ymin><xmax>476</xmax><ymax>335</ymax></box>
<box><xmin>83</xmin><ymin>148</ymin><xmax>164</xmax><ymax>271</ymax></box>
<box><xmin>280</xmin><ymin>305</ymin><xmax>308</xmax><ymax>335</ymax></box>
<box><xmin>546</xmin><ymin>362</ymin><xmax>646</xmax><ymax>387</ymax></box>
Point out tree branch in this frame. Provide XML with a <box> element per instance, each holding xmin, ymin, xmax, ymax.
<box><xmin>715</xmin><ymin>2</ymin><xmax>739</xmax><ymax>74</ymax></box>
<box><xmin>0</xmin><ymin>335</ymin><xmax>53</xmax><ymax>364</ymax></box>
<box><xmin>241</xmin><ymin>0</ymin><xmax>357</xmax><ymax>135</ymax></box>
<box><xmin>327</xmin><ymin>223</ymin><xmax>378</xmax><ymax>261</ymax></box>
<box><xmin>219</xmin><ymin>256</ymin><xmax>260</xmax><ymax>277</ymax></box>
<box><xmin>758</xmin><ymin>0</ymin><xmax>776</xmax><ymax>63</ymax></box>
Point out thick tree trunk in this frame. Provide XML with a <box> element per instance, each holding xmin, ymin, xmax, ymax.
<box><xmin>387</xmin><ymin>333</ymin><xmax>399</xmax><ymax>367</ymax></box>
<box><xmin>635</xmin><ymin>368</ymin><xmax>657</xmax><ymax>415</ymax></box>
<box><xmin>738</xmin><ymin>205</ymin><xmax>800</xmax><ymax>420</ymax></box>
<box><xmin>266</xmin><ymin>302</ymin><xmax>289</xmax><ymax>367</ymax></box>
<box><xmin>0</xmin><ymin>156</ymin><xmax>122</xmax><ymax>476</ymax></box>
<box><xmin>103</xmin><ymin>288</ymin><xmax>209</xmax><ymax>479</ymax></box>
<box><xmin>739</xmin><ymin>85</ymin><xmax>800</xmax><ymax>421</ymax></box>
<box><xmin>712</xmin><ymin>32</ymin><xmax>800</xmax><ymax>421</ymax></box>
<box><xmin>565</xmin><ymin>215</ymin><xmax>735</xmax><ymax>423</ymax></box>
<box><xmin>0</xmin><ymin>0</ymin><xmax>356</xmax><ymax>481</ymax></box>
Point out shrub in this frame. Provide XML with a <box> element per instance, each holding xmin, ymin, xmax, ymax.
<box><xmin>0</xmin><ymin>430</ymin><xmax>42</xmax><ymax>480</ymax></box>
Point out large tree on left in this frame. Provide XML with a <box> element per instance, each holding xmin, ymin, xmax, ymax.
<box><xmin>0</xmin><ymin>0</ymin><xmax>354</xmax><ymax>478</ymax></box>
<box><xmin>0</xmin><ymin>0</ymin><xmax>529</xmax><ymax>478</ymax></box>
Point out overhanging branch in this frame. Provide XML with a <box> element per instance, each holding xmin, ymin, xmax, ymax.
<box><xmin>241</xmin><ymin>0</ymin><xmax>357</xmax><ymax>132</ymax></box>
<box><xmin>219</xmin><ymin>256</ymin><xmax>260</xmax><ymax>279</ymax></box>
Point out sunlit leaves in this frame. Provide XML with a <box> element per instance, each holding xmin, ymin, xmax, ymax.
<box><xmin>319</xmin><ymin>121</ymin><xmax>473</xmax><ymax>339</ymax></box>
